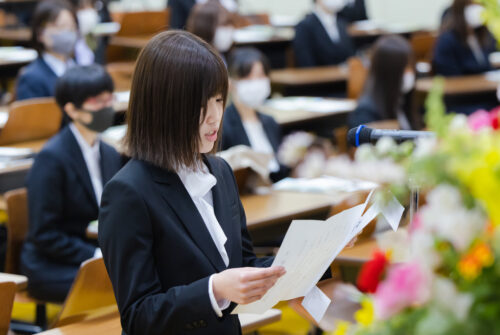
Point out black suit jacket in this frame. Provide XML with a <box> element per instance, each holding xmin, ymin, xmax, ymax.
<box><xmin>16</xmin><ymin>57</ymin><xmax>59</xmax><ymax>101</ymax></box>
<box><xmin>432</xmin><ymin>30</ymin><xmax>496</xmax><ymax>76</ymax></box>
<box><xmin>21</xmin><ymin>126</ymin><xmax>122</xmax><ymax>288</ymax></box>
<box><xmin>293</xmin><ymin>13</ymin><xmax>355</xmax><ymax>68</ymax></box>
<box><xmin>98</xmin><ymin>156</ymin><xmax>273</xmax><ymax>335</ymax></box>
<box><xmin>168</xmin><ymin>0</ymin><xmax>195</xmax><ymax>29</ymax></box>
<box><xmin>221</xmin><ymin>104</ymin><xmax>289</xmax><ymax>182</ymax></box>
<box><xmin>338</xmin><ymin>0</ymin><xmax>367</xmax><ymax>22</ymax></box>
<box><xmin>348</xmin><ymin>95</ymin><xmax>381</xmax><ymax>128</ymax></box>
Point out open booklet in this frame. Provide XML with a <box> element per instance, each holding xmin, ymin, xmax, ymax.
<box><xmin>232</xmin><ymin>190</ymin><xmax>404</xmax><ymax>319</ymax></box>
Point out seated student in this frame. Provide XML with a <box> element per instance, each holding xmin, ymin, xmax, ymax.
<box><xmin>16</xmin><ymin>0</ymin><xmax>92</xmax><ymax>101</ymax></box>
<box><xmin>221</xmin><ymin>48</ymin><xmax>289</xmax><ymax>182</ymax></box>
<box><xmin>293</xmin><ymin>0</ymin><xmax>355</xmax><ymax>68</ymax></box>
<box><xmin>20</xmin><ymin>65</ymin><xmax>122</xmax><ymax>302</ymax></box>
<box><xmin>433</xmin><ymin>0</ymin><xmax>496</xmax><ymax>76</ymax></box>
<box><xmin>187</xmin><ymin>1</ymin><xmax>235</xmax><ymax>56</ymax></box>
<box><xmin>168</xmin><ymin>0</ymin><xmax>238</xmax><ymax>30</ymax></box>
<box><xmin>338</xmin><ymin>0</ymin><xmax>367</xmax><ymax>22</ymax></box>
<box><xmin>348</xmin><ymin>35</ymin><xmax>415</xmax><ymax>129</ymax></box>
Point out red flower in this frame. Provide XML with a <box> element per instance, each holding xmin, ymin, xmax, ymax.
<box><xmin>357</xmin><ymin>250</ymin><xmax>389</xmax><ymax>293</ymax></box>
<box><xmin>490</xmin><ymin>107</ymin><xmax>500</xmax><ymax>130</ymax></box>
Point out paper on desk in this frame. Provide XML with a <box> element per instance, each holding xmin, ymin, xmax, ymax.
<box><xmin>302</xmin><ymin>285</ymin><xmax>331</xmax><ymax>323</ymax></box>
<box><xmin>233</xmin><ymin>199</ymin><xmax>371</xmax><ymax>314</ymax></box>
<box><xmin>265</xmin><ymin>97</ymin><xmax>356</xmax><ymax>114</ymax></box>
<box><xmin>273</xmin><ymin>176</ymin><xmax>378</xmax><ymax>194</ymax></box>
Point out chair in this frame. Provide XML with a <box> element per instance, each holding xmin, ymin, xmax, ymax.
<box><xmin>0</xmin><ymin>98</ymin><xmax>61</xmax><ymax>146</ymax></box>
<box><xmin>0</xmin><ymin>282</ymin><xmax>16</xmax><ymax>335</ymax></box>
<box><xmin>410</xmin><ymin>31</ymin><xmax>437</xmax><ymax>64</ymax></box>
<box><xmin>347</xmin><ymin>57</ymin><xmax>368</xmax><ymax>100</ymax></box>
<box><xmin>53</xmin><ymin>257</ymin><xmax>116</xmax><ymax>328</ymax></box>
<box><xmin>4</xmin><ymin>188</ymin><xmax>51</xmax><ymax>330</ymax></box>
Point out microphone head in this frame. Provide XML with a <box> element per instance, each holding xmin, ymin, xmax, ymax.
<box><xmin>347</xmin><ymin>126</ymin><xmax>373</xmax><ymax>147</ymax></box>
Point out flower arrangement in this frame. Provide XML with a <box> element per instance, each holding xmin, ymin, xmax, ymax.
<box><xmin>330</xmin><ymin>78</ymin><xmax>500</xmax><ymax>335</ymax></box>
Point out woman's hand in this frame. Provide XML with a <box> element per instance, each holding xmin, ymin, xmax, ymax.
<box><xmin>212</xmin><ymin>266</ymin><xmax>286</xmax><ymax>305</ymax></box>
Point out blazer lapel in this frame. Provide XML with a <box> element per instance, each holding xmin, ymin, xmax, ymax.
<box><xmin>148</xmin><ymin>163</ymin><xmax>227</xmax><ymax>272</ymax></box>
<box><xmin>62</xmin><ymin>127</ymin><xmax>99</xmax><ymax>210</ymax></box>
<box><xmin>99</xmin><ymin>143</ymin><xmax>119</xmax><ymax>185</ymax></box>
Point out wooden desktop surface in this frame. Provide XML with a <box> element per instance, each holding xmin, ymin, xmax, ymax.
<box><xmin>0</xmin><ymin>272</ymin><xmax>28</xmax><ymax>291</ymax></box>
<box><xmin>416</xmin><ymin>73</ymin><xmax>499</xmax><ymax>95</ymax></box>
<box><xmin>37</xmin><ymin>306</ymin><xmax>281</xmax><ymax>335</ymax></box>
<box><xmin>270</xmin><ymin>65</ymin><xmax>348</xmax><ymax>86</ymax></box>
<box><xmin>335</xmin><ymin>238</ymin><xmax>378</xmax><ymax>266</ymax></box>
<box><xmin>0</xmin><ymin>27</ymin><xmax>31</xmax><ymax>42</ymax></box>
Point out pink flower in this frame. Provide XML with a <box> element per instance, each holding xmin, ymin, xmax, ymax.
<box><xmin>374</xmin><ymin>262</ymin><xmax>431</xmax><ymax>320</ymax></box>
<box><xmin>468</xmin><ymin>110</ymin><xmax>493</xmax><ymax>132</ymax></box>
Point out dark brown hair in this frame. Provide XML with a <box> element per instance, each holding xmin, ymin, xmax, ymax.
<box><xmin>442</xmin><ymin>0</ymin><xmax>490</xmax><ymax>46</ymax></box>
<box><xmin>186</xmin><ymin>0</ymin><xmax>230</xmax><ymax>45</ymax></box>
<box><xmin>31</xmin><ymin>0</ymin><xmax>77</xmax><ymax>54</ymax></box>
<box><xmin>361</xmin><ymin>35</ymin><xmax>414</xmax><ymax>120</ymax></box>
<box><xmin>228</xmin><ymin>47</ymin><xmax>271</xmax><ymax>79</ymax></box>
<box><xmin>126</xmin><ymin>30</ymin><xmax>228</xmax><ymax>171</ymax></box>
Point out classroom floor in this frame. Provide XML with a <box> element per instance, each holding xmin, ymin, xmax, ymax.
<box><xmin>11</xmin><ymin>300</ymin><xmax>337</xmax><ymax>335</ymax></box>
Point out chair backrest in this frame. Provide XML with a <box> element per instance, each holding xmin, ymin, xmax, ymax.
<box><xmin>0</xmin><ymin>98</ymin><xmax>61</xmax><ymax>146</ymax></box>
<box><xmin>0</xmin><ymin>282</ymin><xmax>16</xmax><ymax>335</ymax></box>
<box><xmin>115</xmin><ymin>10</ymin><xmax>169</xmax><ymax>37</ymax></box>
<box><xmin>54</xmin><ymin>257</ymin><xmax>117</xmax><ymax>328</ymax></box>
<box><xmin>106</xmin><ymin>61</ymin><xmax>135</xmax><ymax>92</ymax></box>
<box><xmin>410</xmin><ymin>31</ymin><xmax>437</xmax><ymax>63</ymax></box>
<box><xmin>347</xmin><ymin>57</ymin><xmax>368</xmax><ymax>100</ymax></box>
<box><xmin>4</xmin><ymin>188</ymin><xmax>28</xmax><ymax>275</ymax></box>
<box><xmin>365</xmin><ymin>119</ymin><xmax>401</xmax><ymax>130</ymax></box>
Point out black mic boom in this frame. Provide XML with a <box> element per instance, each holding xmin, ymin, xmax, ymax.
<box><xmin>347</xmin><ymin>126</ymin><xmax>435</xmax><ymax>147</ymax></box>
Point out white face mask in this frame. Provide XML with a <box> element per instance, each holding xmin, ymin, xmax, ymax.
<box><xmin>464</xmin><ymin>4</ymin><xmax>485</xmax><ymax>29</ymax></box>
<box><xmin>77</xmin><ymin>8</ymin><xmax>100</xmax><ymax>35</ymax></box>
<box><xmin>402</xmin><ymin>71</ymin><xmax>415</xmax><ymax>94</ymax></box>
<box><xmin>213</xmin><ymin>26</ymin><xmax>234</xmax><ymax>53</ymax></box>
<box><xmin>322</xmin><ymin>0</ymin><xmax>347</xmax><ymax>13</ymax></box>
<box><xmin>235</xmin><ymin>78</ymin><xmax>271</xmax><ymax>109</ymax></box>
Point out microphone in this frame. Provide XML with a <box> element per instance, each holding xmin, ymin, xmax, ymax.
<box><xmin>347</xmin><ymin>125</ymin><xmax>435</xmax><ymax>147</ymax></box>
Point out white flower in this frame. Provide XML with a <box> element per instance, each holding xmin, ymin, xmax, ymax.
<box><xmin>413</xmin><ymin>136</ymin><xmax>438</xmax><ymax>158</ymax></box>
<box><xmin>277</xmin><ymin>132</ymin><xmax>315</xmax><ymax>167</ymax></box>
<box><xmin>375</xmin><ymin>136</ymin><xmax>397</xmax><ymax>156</ymax></box>
<box><xmin>432</xmin><ymin>277</ymin><xmax>474</xmax><ymax>321</ymax></box>
<box><xmin>449</xmin><ymin>114</ymin><xmax>469</xmax><ymax>132</ymax></box>
<box><xmin>295</xmin><ymin>150</ymin><xmax>327</xmax><ymax>178</ymax></box>
<box><xmin>426</xmin><ymin>184</ymin><xmax>463</xmax><ymax>210</ymax></box>
<box><xmin>411</xmin><ymin>230</ymin><xmax>442</xmax><ymax>270</ymax></box>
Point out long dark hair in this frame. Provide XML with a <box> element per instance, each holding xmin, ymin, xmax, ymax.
<box><xmin>442</xmin><ymin>0</ymin><xmax>491</xmax><ymax>47</ymax></box>
<box><xmin>361</xmin><ymin>35</ymin><xmax>414</xmax><ymax>120</ymax></box>
<box><xmin>126</xmin><ymin>31</ymin><xmax>228</xmax><ymax>171</ymax></box>
<box><xmin>186</xmin><ymin>1</ymin><xmax>230</xmax><ymax>45</ymax></box>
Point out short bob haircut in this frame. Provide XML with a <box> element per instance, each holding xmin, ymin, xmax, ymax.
<box><xmin>31</xmin><ymin>0</ymin><xmax>77</xmax><ymax>55</ymax></box>
<box><xmin>55</xmin><ymin>64</ymin><xmax>114</xmax><ymax>110</ymax></box>
<box><xmin>126</xmin><ymin>31</ymin><xmax>228</xmax><ymax>171</ymax></box>
<box><xmin>228</xmin><ymin>47</ymin><xmax>271</xmax><ymax>79</ymax></box>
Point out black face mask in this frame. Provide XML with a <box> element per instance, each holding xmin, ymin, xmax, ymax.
<box><xmin>78</xmin><ymin>107</ymin><xmax>115</xmax><ymax>133</ymax></box>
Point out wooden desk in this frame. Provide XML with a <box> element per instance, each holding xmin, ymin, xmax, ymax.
<box><xmin>109</xmin><ymin>35</ymin><xmax>151</xmax><ymax>49</ymax></box>
<box><xmin>0</xmin><ymin>27</ymin><xmax>30</xmax><ymax>43</ymax></box>
<box><xmin>37</xmin><ymin>306</ymin><xmax>281</xmax><ymax>334</ymax></box>
<box><xmin>270</xmin><ymin>65</ymin><xmax>349</xmax><ymax>87</ymax></box>
<box><xmin>260</xmin><ymin>97</ymin><xmax>355</xmax><ymax>127</ymax></box>
<box><xmin>243</xmin><ymin>191</ymin><xmax>347</xmax><ymax>229</ymax></box>
<box><xmin>335</xmin><ymin>238</ymin><xmax>378</xmax><ymax>266</ymax></box>
<box><xmin>416</xmin><ymin>73</ymin><xmax>499</xmax><ymax>96</ymax></box>
<box><xmin>0</xmin><ymin>272</ymin><xmax>28</xmax><ymax>291</ymax></box>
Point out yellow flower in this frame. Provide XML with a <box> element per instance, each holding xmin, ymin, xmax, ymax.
<box><xmin>458</xmin><ymin>255</ymin><xmax>481</xmax><ymax>281</ymax></box>
<box><xmin>354</xmin><ymin>298</ymin><xmax>374</xmax><ymax>327</ymax></box>
<box><xmin>333</xmin><ymin>321</ymin><xmax>350</xmax><ymax>335</ymax></box>
<box><xmin>471</xmin><ymin>243</ymin><xmax>494</xmax><ymax>267</ymax></box>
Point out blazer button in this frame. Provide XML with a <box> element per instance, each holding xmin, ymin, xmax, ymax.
<box><xmin>200</xmin><ymin>320</ymin><xmax>208</xmax><ymax>327</ymax></box>
<box><xmin>185</xmin><ymin>323</ymin><xmax>194</xmax><ymax>330</ymax></box>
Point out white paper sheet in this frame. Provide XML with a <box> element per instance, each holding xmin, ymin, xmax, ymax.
<box><xmin>379</xmin><ymin>194</ymin><xmax>405</xmax><ymax>231</ymax></box>
<box><xmin>302</xmin><ymin>285</ymin><xmax>331</xmax><ymax>323</ymax></box>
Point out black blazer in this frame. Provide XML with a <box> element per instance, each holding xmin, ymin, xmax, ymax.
<box><xmin>432</xmin><ymin>30</ymin><xmax>496</xmax><ymax>76</ymax></box>
<box><xmin>21</xmin><ymin>126</ymin><xmax>122</xmax><ymax>290</ymax></box>
<box><xmin>221</xmin><ymin>104</ymin><xmax>289</xmax><ymax>182</ymax></box>
<box><xmin>348</xmin><ymin>95</ymin><xmax>381</xmax><ymax>128</ymax></box>
<box><xmin>98</xmin><ymin>156</ymin><xmax>273</xmax><ymax>335</ymax></box>
<box><xmin>16</xmin><ymin>57</ymin><xmax>59</xmax><ymax>101</ymax></box>
<box><xmin>168</xmin><ymin>0</ymin><xmax>195</xmax><ymax>29</ymax></box>
<box><xmin>293</xmin><ymin>13</ymin><xmax>355</xmax><ymax>68</ymax></box>
<box><xmin>338</xmin><ymin>0</ymin><xmax>367</xmax><ymax>22</ymax></box>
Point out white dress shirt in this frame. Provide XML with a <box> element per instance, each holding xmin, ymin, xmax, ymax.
<box><xmin>313</xmin><ymin>5</ymin><xmax>340</xmax><ymax>42</ymax></box>
<box><xmin>242</xmin><ymin>121</ymin><xmax>280</xmax><ymax>172</ymax></box>
<box><xmin>467</xmin><ymin>34</ymin><xmax>487</xmax><ymax>65</ymax></box>
<box><xmin>177</xmin><ymin>163</ymin><xmax>231</xmax><ymax>317</ymax></box>
<box><xmin>42</xmin><ymin>53</ymin><xmax>75</xmax><ymax>77</ymax></box>
<box><xmin>69</xmin><ymin>123</ymin><xmax>103</xmax><ymax>206</ymax></box>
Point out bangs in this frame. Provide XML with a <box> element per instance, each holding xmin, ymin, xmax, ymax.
<box><xmin>200</xmin><ymin>52</ymin><xmax>228</xmax><ymax>119</ymax></box>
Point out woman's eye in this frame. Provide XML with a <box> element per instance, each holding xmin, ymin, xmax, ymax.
<box><xmin>216</xmin><ymin>98</ymin><xmax>224</xmax><ymax>103</ymax></box>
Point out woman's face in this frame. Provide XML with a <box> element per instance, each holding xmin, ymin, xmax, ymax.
<box><xmin>198</xmin><ymin>95</ymin><xmax>224</xmax><ymax>153</ymax></box>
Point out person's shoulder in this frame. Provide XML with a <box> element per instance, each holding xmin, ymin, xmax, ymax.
<box><xmin>437</xmin><ymin>29</ymin><xmax>459</xmax><ymax>45</ymax></box>
<box><xmin>35</xmin><ymin>127</ymin><xmax>71</xmax><ymax>162</ymax></box>
<box><xmin>257</xmin><ymin>111</ymin><xmax>278</xmax><ymax>126</ymax></box>
<box><xmin>107</xmin><ymin>159</ymin><xmax>149</xmax><ymax>187</ymax></box>
<box><xmin>296</xmin><ymin>13</ymin><xmax>317</xmax><ymax>29</ymax></box>
<box><xmin>19</xmin><ymin>57</ymin><xmax>51</xmax><ymax>80</ymax></box>
<box><xmin>207</xmin><ymin>155</ymin><xmax>232</xmax><ymax>176</ymax></box>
